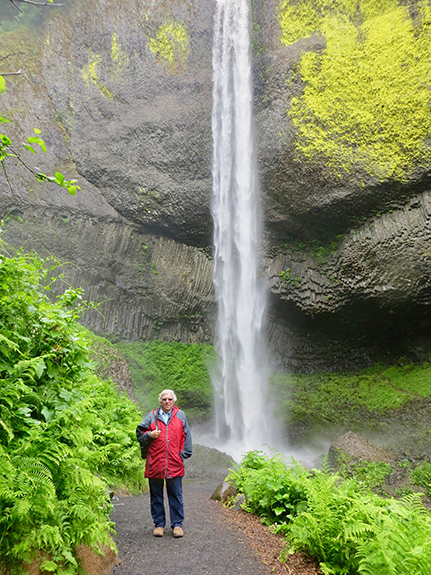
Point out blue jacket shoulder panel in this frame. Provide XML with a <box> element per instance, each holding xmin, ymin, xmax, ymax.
<box><xmin>136</xmin><ymin>411</ymin><xmax>156</xmax><ymax>447</ymax></box>
<box><xmin>174</xmin><ymin>409</ymin><xmax>193</xmax><ymax>460</ymax></box>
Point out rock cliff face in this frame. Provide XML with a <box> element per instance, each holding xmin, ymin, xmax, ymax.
<box><xmin>1</xmin><ymin>0</ymin><xmax>431</xmax><ymax>371</ymax></box>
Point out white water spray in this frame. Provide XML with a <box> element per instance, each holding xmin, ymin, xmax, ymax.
<box><xmin>210</xmin><ymin>0</ymin><xmax>273</xmax><ymax>457</ymax></box>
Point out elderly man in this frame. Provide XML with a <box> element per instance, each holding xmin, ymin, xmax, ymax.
<box><xmin>136</xmin><ymin>389</ymin><xmax>192</xmax><ymax>538</ymax></box>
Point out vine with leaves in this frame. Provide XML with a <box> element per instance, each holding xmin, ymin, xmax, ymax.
<box><xmin>1</xmin><ymin>7</ymin><xmax>79</xmax><ymax>196</ymax></box>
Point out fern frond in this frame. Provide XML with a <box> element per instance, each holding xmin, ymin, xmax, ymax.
<box><xmin>0</xmin><ymin>417</ymin><xmax>14</xmax><ymax>442</ymax></box>
<box><xmin>401</xmin><ymin>492</ymin><xmax>427</xmax><ymax>514</ymax></box>
<box><xmin>10</xmin><ymin>356</ymin><xmax>49</xmax><ymax>381</ymax></box>
<box><xmin>0</xmin><ymin>334</ymin><xmax>20</xmax><ymax>354</ymax></box>
<box><xmin>13</xmin><ymin>457</ymin><xmax>56</xmax><ymax>497</ymax></box>
<box><xmin>343</xmin><ymin>522</ymin><xmax>374</xmax><ymax>539</ymax></box>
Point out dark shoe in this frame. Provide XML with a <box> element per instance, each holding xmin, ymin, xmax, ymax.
<box><xmin>173</xmin><ymin>527</ymin><xmax>184</xmax><ymax>538</ymax></box>
<box><xmin>153</xmin><ymin>527</ymin><xmax>164</xmax><ymax>537</ymax></box>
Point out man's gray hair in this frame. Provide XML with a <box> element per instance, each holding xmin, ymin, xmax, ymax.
<box><xmin>158</xmin><ymin>389</ymin><xmax>177</xmax><ymax>403</ymax></box>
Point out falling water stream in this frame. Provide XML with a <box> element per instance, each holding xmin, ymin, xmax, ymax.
<box><xmin>210</xmin><ymin>0</ymin><xmax>273</xmax><ymax>457</ymax></box>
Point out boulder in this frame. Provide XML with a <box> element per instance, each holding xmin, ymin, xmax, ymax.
<box><xmin>210</xmin><ymin>481</ymin><xmax>238</xmax><ymax>504</ymax></box>
<box><xmin>329</xmin><ymin>431</ymin><xmax>395</xmax><ymax>471</ymax></box>
<box><xmin>184</xmin><ymin>444</ymin><xmax>233</xmax><ymax>481</ymax></box>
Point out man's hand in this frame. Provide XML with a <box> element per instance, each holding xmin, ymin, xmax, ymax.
<box><xmin>150</xmin><ymin>430</ymin><xmax>161</xmax><ymax>439</ymax></box>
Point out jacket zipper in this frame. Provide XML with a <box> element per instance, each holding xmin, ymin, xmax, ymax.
<box><xmin>165</xmin><ymin>416</ymin><xmax>169</xmax><ymax>478</ymax></box>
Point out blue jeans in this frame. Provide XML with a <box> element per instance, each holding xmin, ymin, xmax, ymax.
<box><xmin>149</xmin><ymin>477</ymin><xmax>184</xmax><ymax>529</ymax></box>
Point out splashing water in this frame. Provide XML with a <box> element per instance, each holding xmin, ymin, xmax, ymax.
<box><xmin>210</xmin><ymin>0</ymin><xmax>273</xmax><ymax>458</ymax></box>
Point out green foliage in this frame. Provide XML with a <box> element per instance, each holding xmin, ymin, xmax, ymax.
<box><xmin>411</xmin><ymin>463</ymin><xmax>431</xmax><ymax>496</ymax></box>
<box><xmin>278</xmin><ymin>268</ymin><xmax>302</xmax><ymax>285</ymax></box>
<box><xmin>279</xmin><ymin>0</ymin><xmax>431</xmax><ymax>182</ymax></box>
<box><xmin>283</xmin><ymin>235</ymin><xmax>344</xmax><ymax>263</ymax></box>
<box><xmin>115</xmin><ymin>339</ymin><xmax>215</xmax><ymax>422</ymax></box>
<box><xmin>228</xmin><ymin>451</ymin><xmax>311</xmax><ymax>524</ymax></box>
<box><xmin>350</xmin><ymin>461</ymin><xmax>393</xmax><ymax>491</ymax></box>
<box><xmin>230</xmin><ymin>451</ymin><xmax>431</xmax><ymax>575</ymax></box>
<box><xmin>278</xmin><ymin>268</ymin><xmax>291</xmax><ymax>281</ymax></box>
<box><xmin>0</xmin><ymin>245</ymin><xmax>145</xmax><ymax>574</ymax></box>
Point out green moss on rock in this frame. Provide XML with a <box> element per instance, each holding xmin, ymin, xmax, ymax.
<box><xmin>82</xmin><ymin>50</ymin><xmax>113</xmax><ymax>99</ymax></box>
<box><xmin>270</xmin><ymin>360</ymin><xmax>431</xmax><ymax>442</ymax></box>
<box><xmin>149</xmin><ymin>21</ymin><xmax>190</xmax><ymax>75</ymax></box>
<box><xmin>278</xmin><ymin>0</ymin><xmax>431</xmax><ymax>182</ymax></box>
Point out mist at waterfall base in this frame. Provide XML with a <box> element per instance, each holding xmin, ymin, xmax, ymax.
<box><xmin>193</xmin><ymin>0</ymin><xmax>282</xmax><ymax>464</ymax></box>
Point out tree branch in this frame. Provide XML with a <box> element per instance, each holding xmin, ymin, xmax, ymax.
<box><xmin>9</xmin><ymin>0</ymin><xmax>23</xmax><ymax>12</ymax></box>
<box><xmin>1</xmin><ymin>69</ymin><xmax>22</xmax><ymax>76</ymax></box>
<box><xmin>1</xmin><ymin>160</ymin><xmax>14</xmax><ymax>196</ymax></box>
<box><xmin>7</xmin><ymin>0</ymin><xmax>64</xmax><ymax>8</ymax></box>
<box><xmin>6</xmin><ymin>145</ymin><xmax>39</xmax><ymax>177</ymax></box>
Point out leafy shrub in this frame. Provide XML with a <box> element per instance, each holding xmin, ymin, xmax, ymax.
<box><xmin>228</xmin><ymin>451</ymin><xmax>310</xmax><ymax>525</ymax></box>
<box><xmin>229</xmin><ymin>451</ymin><xmax>431</xmax><ymax>575</ymax></box>
<box><xmin>410</xmin><ymin>462</ymin><xmax>431</xmax><ymax>496</ymax></box>
<box><xmin>0</xmin><ymin>247</ymin><xmax>145</xmax><ymax>574</ymax></box>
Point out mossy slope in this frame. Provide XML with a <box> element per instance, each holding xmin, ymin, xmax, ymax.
<box><xmin>271</xmin><ymin>359</ymin><xmax>431</xmax><ymax>453</ymax></box>
<box><xmin>114</xmin><ymin>340</ymin><xmax>216</xmax><ymax>423</ymax></box>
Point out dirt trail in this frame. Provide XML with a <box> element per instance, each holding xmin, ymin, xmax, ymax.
<box><xmin>109</xmin><ymin>479</ymin><xmax>272</xmax><ymax>575</ymax></box>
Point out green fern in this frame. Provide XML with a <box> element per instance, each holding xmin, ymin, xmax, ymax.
<box><xmin>230</xmin><ymin>451</ymin><xmax>431</xmax><ymax>575</ymax></box>
<box><xmin>0</xmin><ymin>249</ymin><xmax>145</xmax><ymax>574</ymax></box>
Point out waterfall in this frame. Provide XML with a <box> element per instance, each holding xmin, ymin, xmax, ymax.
<box><xmin>211</xmin><ymin>0</ymin><xmax>272</xmax><ymax>454</ymax></box>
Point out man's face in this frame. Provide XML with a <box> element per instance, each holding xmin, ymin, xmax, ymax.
<box><xmin>161</xmin><ymin>394</ymin><xmax>175</xmax><ymax>413</ymax></box>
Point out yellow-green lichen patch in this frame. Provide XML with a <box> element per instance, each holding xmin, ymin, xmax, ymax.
<box><xmin>111</xmin><ymin>31</ymin><xmax>129</xmax><ymax>77</ymax></box>
<box><xmin>279</xmin><ymin>0</ymin><xmax>431</xmax><ymax>182</ymax></box>
<box><xmin>82</xmin><ymin>51</ymin><xmax>112</xmax><ymax>99</ymax></box>
<box><xmin>149</xmin><ymin>21</ymin><xmax>190</xmax><ymax>75</ymax></box>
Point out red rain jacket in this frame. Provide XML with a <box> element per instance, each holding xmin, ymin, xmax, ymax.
<box><xmin>136</xmin><ymin>406</ymin><xmax>192</xmax><ymax>479</ymax></box>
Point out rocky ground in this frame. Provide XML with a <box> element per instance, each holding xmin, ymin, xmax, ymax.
<box><xmin>109</xmin><ymin>480</ymin><xmax>274</xmax><ymax>575</ymax></box>
<box><xmin>109</xmin><ymin>480</ymin><xmax>323</xmax><ymax>575</ymax></box>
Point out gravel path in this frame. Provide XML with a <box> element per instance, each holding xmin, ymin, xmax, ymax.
<box><xmin>109</xmin><ymin>479</ymin><xmax>271</xmax><ymax>575</ymax></box>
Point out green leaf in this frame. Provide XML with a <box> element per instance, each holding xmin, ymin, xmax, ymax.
<box><xmin>27</xmin><ymin>135</ymin><xmax>47</xmax><ymax>153</ymax></box>
<box><xmin>0</xmin><ymin>116</ymin><xmax>10</xmax><ymax>124</ymax></box>
<box><xmin>0</xmin><ymin>75</ymin><xmax>5</xmax><ymax>94</ymax></box>
<box><xmin>41</xmin><ymin>407</ymin><xmax>55</xmax><ymax>424</ymax></box>
<box><xmin>34</xmin><ymin>358</ymin><xmax>46</xmax><ymax>378</ymax></box>
<box><xmin>67</xmin><ymin>185</ymin><xmax>76</xmax><ymax>196</ymax></box>
<box><xmin>55</xmin><ymin>172</ymin><xmax>64</xmax><ymax>185</ymax></box>
<box><xmin>22</xmin><ymin>144</ymin><xmax>37</xmax><ymax>153</ymax></box>
<box><xmin>1</xmin><ymin>134</ymin><xmax>12</xmax><ymax>146</ymax></box>
<box><xmin>39</xmin><ymin>561</ymin><xmax>58</xmax><ymax>573</ymax></box>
